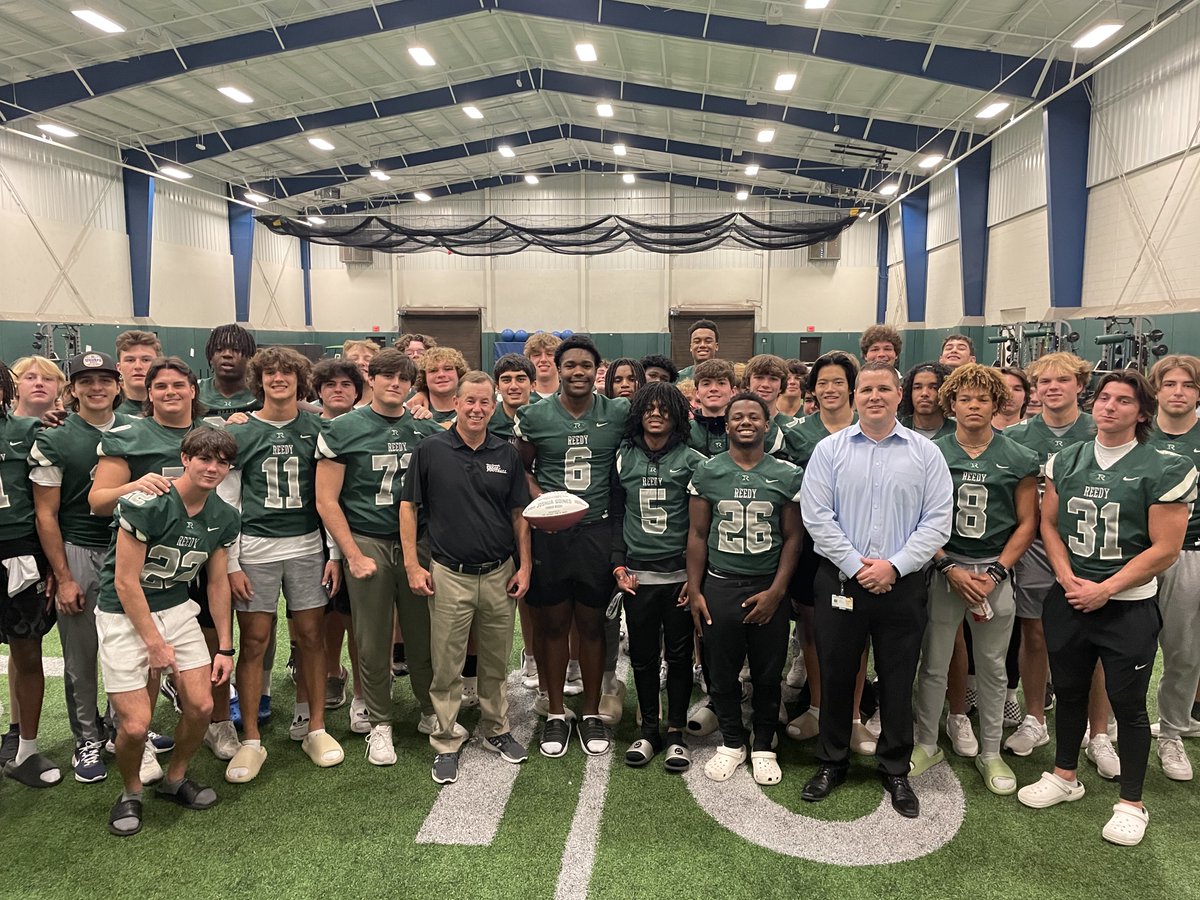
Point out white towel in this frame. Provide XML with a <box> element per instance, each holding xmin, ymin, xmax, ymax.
<box><xmin>2</xmin><ymin>555</ymin><xmax>41</xmax><ymax>597</ymax></box>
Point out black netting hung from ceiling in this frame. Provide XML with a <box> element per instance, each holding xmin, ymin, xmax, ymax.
<box><xmin>258</xmin><ymin>212</ymin><xmax>858</xmax><ymax>255</ymax></box>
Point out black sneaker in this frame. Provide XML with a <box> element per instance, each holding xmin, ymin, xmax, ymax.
<box><xmin>285</xmin><ymin>641</ymin><xmax>298</xmax><ymax>683</ymax></box>
<box><xmin>72</xmin><ymin>739</ymin><xmax>108</xmax><ymax>784</ymax></box>
<box><xmin>540</xmin><ymin>717</ymin><xmax>572</xmax><ymax>758</ymax></box>
<box><xmin>160</xmin><ymin>678</ymin><xmax>181</xmax><ymax>714</ymax></box>
<box><xmin>0</xmin><ymin>727</ymin><xmax>18</xmax><ymax>768</ymax></box>
<box><xmin>482</xmin><ymin>732</ymin><xmax>528</xmax><ymax>764</ymax></box>
<box><xmin>1192</xmin><ymin>700</ymin><xmax>1200</xmax><ymax>722</ymax></box>
<box><xmin>392</xmin><ymin>643</ymin><xmax>408</xmax><ymax>678</ymax></box>
<box><xmin>432</xmin><ymin>752</ymin><xmax>459</xmax><ymax>785</ymax></box>
<box><xmin>578</xmin><ymin>716</ymin><xmax>612</xmax><ymax>757</ymax></box>
<box><xmin>1044</xmin><ymin>683</ymin><xmax>1055</xmax><ymax>712</ymax></box>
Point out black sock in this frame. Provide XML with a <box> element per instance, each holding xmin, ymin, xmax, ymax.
<box><xmin>463</xmin><ymin>654</ymin><xmax>478</xmax><ymax>678</ymax></box>
<box><xmin>665</xmin><ymin>731</ymin><xmax>687</xmax><ymax>747</ymax></box>
<box><xmin>1192</xmin><ymin>700</ymin><xmax>1200</xmax><ymax>721</ymax></box>
<box><xmin>392</xmin><ymin>642</ymin><xmax>406</xmax><ymax>664</ymax></box>
<box><xmin>5</xmin><ymin>723</ymin><xmax>17</xmax><ymax>735</ymax></box>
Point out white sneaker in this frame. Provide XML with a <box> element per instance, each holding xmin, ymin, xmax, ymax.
<box><xmin>350</xmin><ymin>697</ymin><xmax>371</xmax><ymax>734</ymax></box>
<box><xmin>1157</xmin><ymin>737</ymin><xmax>1193</xmax><ymax>781</ymax></box>
<box><xmin>564</xmin><ymin>661</ymin><xmax>583</xmax><ymax>696</ymax></box>
<box><xmin>693</xmin><ymin>663</ymin><xmax>706</xmax><ymax>692</ymax></box>
<box><xmin>289</xmin><ymin>710</ymin><xmax>311</xmax><ymax>741</ymax></box>
<box><xmin>416</xmin><ymin>714</ymin><xmax>469</xmax><ymax>738</ymax></box>
<box><xmin>785</xmin><ymin>648</ymin><xmax>807</xmax><ymax>689</ymax></box>
<box><xmin>1004</xmin><ymin>715</ymin><xmax>1049</xmax><ymax>757</ymax></box>
<box><xmin>520</xmin><ymin>655</ymin><xmax>539</xmax><ymax>690</ymax></box>
<box><xmin>946</xmin><ymin>713</ymin><xmax>979</xmax><ymax>757</ymax></box>
<box><xmin>534</xmin><ymin>691</ymin><xmax>550</xmax><ymax>718</ymax></box>
<box><xmin>366</xmin><ymin>724</ymin><xmax>396</xmax><ymax>766</ymax></box>
<box><xmin>140</xmin><ymin>741</ymin><xmax>163</xmax><ymax>785</ymax></box>
<box><xmin>1086</xmin><ymin>733</ymin><xmax>1121</xmax><ymax>780</ymax></box>
<box><xmin>461</xmin><ymin>677</ymin><xmax>479</xmax><ymax>710</ymax></box>
<box><xmin>203</xmin><ymin>720</ymin><xmax>240</xmax><ymax>761</ymax></box>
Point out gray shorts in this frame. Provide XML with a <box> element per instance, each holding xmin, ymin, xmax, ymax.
<box><xmin>1013</xmin><ymin>540</ymin><xmax>1055</xmax><ymax>620</ymax></box>
<box><xmin>235</xmin><ymin>552</ymin><xmax>328</xmax><ymax>615</ymax></box>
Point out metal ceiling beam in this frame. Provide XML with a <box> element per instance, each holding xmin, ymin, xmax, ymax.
<box><xmin>233</xmin><ymin>123</ymin><xmax>883</xmax><ymax>199</ymax></box>
<box><xmin>0</xmin><ymin>0</ymin><xmax>1075</xmax><ymax>122</ymax></box>
<box><xmin>299</xmin><ymin>158</ymin><xmax>860</xmax><ymax>215</ymax></box>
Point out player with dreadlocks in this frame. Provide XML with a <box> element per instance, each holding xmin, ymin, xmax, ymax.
<box><xmin>0</xmin><ymin>358</ymin><xmax>62</xmax><ymax>788</ymax></box>
<box><xmin>611</xmin><ymin>382</ymin><xmax>706</xmax><ymax>771</ymax></box>
<box><xmin>199</xmin><ymin>324</ymin><xmax>260</xmax><ymax>422</ymax></box>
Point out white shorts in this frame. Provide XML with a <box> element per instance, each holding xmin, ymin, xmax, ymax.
<box><xmin>96</xmin><ymin>599</ymin><xmax>211</xmax><ymax>694</ymax></box>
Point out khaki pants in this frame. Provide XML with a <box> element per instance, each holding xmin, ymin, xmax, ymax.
<box><xmin>344</xmin><ymin>533</ymin><xmax>433</xmax><ymax>726</ymax></box>
<box><xmin>428</xmin><ymin>559</ymin><xmax>516</xmax><ymax>753</ymax></box>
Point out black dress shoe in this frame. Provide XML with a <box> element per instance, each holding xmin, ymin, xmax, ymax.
<box><xmin>801</xmin><ymin>765</ymin><xmax>847</xmax><ymax>802</ymax></box>
<box><xmin>881</xmin><ymin>773</ymin><xmax>920</xmax><ymax>818</ymax></box>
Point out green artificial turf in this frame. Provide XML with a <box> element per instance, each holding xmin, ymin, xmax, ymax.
<box><xmin>2</xmin><ymin>621</ymin><xmax>1199</xmax><ymax>900</ymax></box>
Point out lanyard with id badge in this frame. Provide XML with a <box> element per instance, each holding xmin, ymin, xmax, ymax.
<box><xmin>832</xmin><ymin>572</ymin><xmax>854</xmax><ymax>612</ymax></box>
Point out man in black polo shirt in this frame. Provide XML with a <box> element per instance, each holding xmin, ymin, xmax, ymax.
<box><xmin>401</xmin><ymin>371</ymin><xmax>532</xmax><ymax>785</ymax></box>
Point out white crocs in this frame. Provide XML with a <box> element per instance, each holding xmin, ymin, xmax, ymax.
<box><xmin>1102</xmin><ymin>802</ymin><xmax>1149</xmax><ymax>847</ymax></box>
<box><xmin>703</xmin><ymin>745</ymin><xmax>747</xmax><ymax>782</ymax></box>
<box><xmin>1017</xmin><ymin>771</ymin><xmax>1086</xmax><ymax>809</ymax></box>
<box><xmin>751</xmin><ymin>750</ymin><xmax>782</xmax><ymax>785</ymax></box>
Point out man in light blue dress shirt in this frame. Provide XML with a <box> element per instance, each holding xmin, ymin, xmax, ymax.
<box><xmin>799</xmin><ymin>361</ymin><xmax>953</xmax><ymax>818</ymax></box>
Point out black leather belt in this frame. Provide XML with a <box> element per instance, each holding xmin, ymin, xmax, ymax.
<box><xmin>433</xmin><ymin>556</ymin><xmax>507</xmax><ymax>576</ymax></box>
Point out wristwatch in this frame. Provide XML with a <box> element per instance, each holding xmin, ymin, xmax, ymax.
<box><xmin>986</xmin><ymin>564</ymin><xmax>1010</xmax><ymax>584</ymax></box>
<box><xmin>934</xmin><ymin>557</ymin><xmax>956</xmax><ymax>574</ymax></box>
<box><xmin>215</xmin><ymin>648</ymin><xmax>235</xmax><ymax>657</ymax></box>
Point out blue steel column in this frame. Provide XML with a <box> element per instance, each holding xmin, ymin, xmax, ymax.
<box><xmin>227</xmin><ymin>200</ymin><xmax>255</xmax><ymax>322</ymax></box>
<box><xmin>955</xmin><ymin>144</ymin><xmax>991</xmax><ymax>318</ymax></box>
<box><xmin>1043</xmin><ymin>84</ymin><xmax>1091</xmax><ymax>309</ymax></box>
<box><xmin>300</xmin><ymin>238</ymin><xmax>313</xmax><ymax>327</ymax></box>
<box><xmin>875</xmin><ymin>213</ymin><xmax>889</xmax><ymax>323</ymax></box>
<box><xmin>122</xmin><ymin>169</ymin><xmax>154</xmax><ymax>317</ymax></box>
<box><xmin>900</xmin><ymin>184</ymin><xmax>930</xmax><ymax>323</ymax></box>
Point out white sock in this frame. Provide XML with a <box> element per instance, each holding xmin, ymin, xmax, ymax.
<box><xmin>917</xmin><ymin>742</ymin><xmax>939</xmax><ymax>757</ymax></box>
<box><xmin>242</xmin><ymin>739</ymin><xmax>262</xmax><ymax>749</ymax></box>
<box><xmin>582</xmin><ymin>715</ymin><xmax>609</xmax><ymax>753</ymax></box>
<box><xmin>306</xmin><ymin>728</ymin><xmax>325</xmax><ymax>738</ymax></box>
<box><xmin>15</xmin><ymin>737</ymin><xmax>37</xmax><ymax>765</ymax></box>
<box><xmin>543</xmin><ymin>713</ymin><xmax>568</xmax><ymax>753</ymax></box>
<box><xmin>1005</xmin><ymin>688</ymin><xmax>1018</xmax><ymax>702</ymax></box>
<box><xmin>808</xmin><ymin>706</ymin><xmax>820</xmax><ymax>719</ymax></box>
<box><xmin>294</xmin><ymin>702</ymin><xmax>310</xmax><ymax>719</ymax></box>
<box><xmin>1053</xmin><ymin>771</ymin><xmax>1079</xmax><ymax>788</ymax></box>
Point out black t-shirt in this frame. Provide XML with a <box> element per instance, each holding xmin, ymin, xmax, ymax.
<box><xmin>402</xmin><ymin>428</ymin><xmax>530</xmax><ymax>565</ymax></box>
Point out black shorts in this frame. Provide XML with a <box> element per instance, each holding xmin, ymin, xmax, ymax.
<box><xmin>525</xmin><ymin>520</ymin><xmax>613</xmax><ymax>610</ymax></box>
<box><xmin>188</xmin><ymin>567</ymin><xmax>214</xmax><ymax>630</ymax></box>
<box><xmin>0</xmin><ymin>539</ymin><xmax>54</xmax><ymax>644</ymax></box>
<box><xmin>326</xmin><ymin>577</ymin><xmax>351</xmax><ymax>617</ymax></box>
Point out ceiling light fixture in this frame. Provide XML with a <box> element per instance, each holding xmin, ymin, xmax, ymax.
<box><xmin>976</xmin><ymin>101</ymin><xmax>1010</xmax><ymax>119</ymax></box>
<box><xmin>244</xmin><ymin>191</ymin><xmax>269</xmax><ymax>203</ymax></box>
<box><xmin>622</xmin><ymin>173</ymin><xmax>636</xmax><ymax>184</ymax></box>
<box><xmin>498</xmin><ymin>145</ymin><xmax>515</xmax><ymax>158</ymax></box>
<box><xmin>596</xmin><ymin>102</ymin><xmax>614</xmax><ymax>117</ymax></box>
<box><xmin>878</xmin><ymin>183</ymin><xmax>900</xmax><ymax>196</ymax></box>
<box><xmin>774</xmin><ymin>73</ymin><xmax>797</xmax><ymax>92</ymax></box>
<box><xmin>804</xmin><ymin>0</ymin><xmax>831</xmax><ymax>9</ymax></box>
<box><xmin>918</xmin><ymin>154</ymin><xmax>944</xmax><ymax>169</ymax></box>
<box><xmin>306</xmin><ymin>215</ymin><xmax>326</xmax><ymax>225</ymax></box>
<box><xmin>525</xmin><ymin>174</ymin><xmax>540</xmax><ymax>185</ymax></box>
<box><xmin>463</xmin><ymin>105</ymin><xmax>483</xmax><ymax>120</ymax></box>
<box><xmin>744</xmin><ymin>164</ymin><xmax>760</xmax><ymax>176</ymax></box>
<box><xmin>575</xmin><ymin>42</ymin><xmax>597</xmax><ymax>62</ymax></box>
<box><xmin>71</xmin><ymin>9</ymin><xmax>125</xmax><ymax>33</ymax></box>
<box><xmin>1072</xmin><ymin>20</ymin><xmax>1124</xmax><ymax>49</ymax></box>
<box><xmin>369</xmin><ymin>169</ymin><xmax>390</xmax><ymax>181</ymax></box>
<box><xmin>158</xmin><ymin>166</ymin><xmax>192</xmax><ymax>180</ymax></box>
<box><xmin>217</xmin><ymin>86</ymin><xmax>253</xmax><ymax>104</ymax></box>
<box><xmin>613</xmin><ymin>143</ymin><xmax>627</xmax><ymax>156</ymax></box>
<box><xmin>36</xmin><ymin>123</ymin><xmax>77</xmax><ymax>138</ymax></box>
<box><xmin>736</xmin><ymin>189</ymin><xmax>749</xmax><ymax>200</ymax></box>
<box><xmin>757</xmin><ymin>128</ymin><xmax>775</xmax><ymax>143</ymax></box>
<box><xmin>414</xmin><ymin>191</ymin><xmax>431</xmax><ymax>201</ymax></box>
<box><xmin>408</xmin><ymin>47</ymin><xmax>436</xmax><ymax>66</ymax></box>
<box><xmin>308</xmin><ymin>136</ymin><xmax>335</xmax><ymax>151</ymax></box>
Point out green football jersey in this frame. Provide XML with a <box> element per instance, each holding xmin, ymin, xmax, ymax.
<box><xmin>1006</xmin><ymin>413</ymin><xmax>1096</xmax><ymax>477</ymax></box>
<box><xmin>1047</xmin><ymin>441</ymin><xmax>1197</xmax><ymax>584</ymax></box>
<box><xmin>901</xmin><ymin>415</ymin><xmax>957</xmax><ymax>440</ymax></box>
<box><xmin>779</xmin><ymin>412</ymin><xmax>855</xmax><ymax>468</ymax></box>
<box><xmin>98</xmin><ymin>417</ymin><xmax>199</xmax><ymax>480</ymax></box>
<box><xmin>429</xmin><ymin>407</ymin><xmax>457</xmax><ymax>427</ymax></box>
<box><xmin>514</xmin><ymin>393</ymin><xmax>629</xmax><ymax>524</ymax></box>
<box><xmin>935</xmin><ymin>433</ymin><xmax>1040</xmax><ymax>558</ymax></box>
<box><xmin>198</xmin><ymin>377</ymin><xmax>261</xmax><ymax>420</ymax></box>
<box><xmin>677</xmin><ymin>365</ymin><xmax>695</xmax><ymax>382</ymax></box>
<box><xmin>489</xmin><ymin>405</ymin><xmax>518</xmax><ymax>443</ymax></box>
<box><xmin>688</xmin><ymin>416</ymin><xmax>729</xmax><ymax>457</ymax></box>
<box><xmin>315</xmin><ymin>406</ymin><xmax>442</xmax><ymax>537</ymax></box>
<box><xmin>0</xmin><ymin>415</ymin><xmax>39</xmax><ymax>542</ymax></box>
<box><xmin>115</xmin><ymin>396</ymin><xmax>146</xmax><ymax>417</ymax></box>
<box><xmin>96</xmin><ymin>486</ymin><xmax>241</xmax><ymax>614</ymax></box>
<box><xmin>227</xmin><ymin>412</ymin><xmax>322</xmax><ymax>538</ymax></box>
<box><xmin>688</xmin><ymin>452</ymin><xmax>803</xmax><ymax>576</ymax></box>
<box><xmin>615</xmin><ymin>441</ymin><xmax>707</xmax><ymax>561</ymax></box>
<box><xmin>30</xmin><ymin>413</ymin><xmax>136</xmax><ymax>548</ymax></box>
<box><xmin>1147</xmin><ymin>421</ymin><xmax>1200</xmax><ymax>548</ymax></box>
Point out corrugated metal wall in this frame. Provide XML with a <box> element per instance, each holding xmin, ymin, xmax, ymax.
<box><xmin>926</xmin><ymin>170</ymin><xmax>960</xmax><ymax>250</ymax></box>
<box><xmin>153</xmin><ymin>177</ymin><xmax>228</xmax><ymax>253</ymax></box>
<box><xmin>988</xmin><ymin>114</ymin><xmax>1046</xmax><ymax>225</ymax></box>
<box><xmin>1089</xmin><ymin>5</ymin><xmax>1200</xmax><ymax>185</ymax></box>
<box><xmin>0</xmin><ymin>127</ymin><xmax>124</xmax><ymax>232</ymax></box>
<box><xmin>253</xmin><ymin>219</ymin><xmax>298</xmax><ymax>267</ymax></box>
